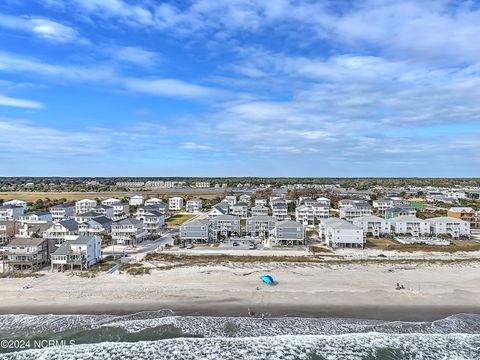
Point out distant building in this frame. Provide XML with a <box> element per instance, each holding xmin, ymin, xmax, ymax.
<box><xmin>252</xmin><ymin>205</ymin><xmax>269</xmax><ymax>217</ymax></box>
<box><xmin>186</xmin><ymin>199</ymin><xmax>202</xmax><ymax>213</ymax></box>
<box><xmin>385</xmin><ymin>206</ymin><xmax>416</xmax><ymax>220</ymax></box>
<box><xmin>75</xmin><ymin>199</ymin><xmax>97</xmax><ymax>215</ymax></box>
<box><xmin>169</xmin><ymin>197</ymin><xmax>184</xmax><ymax>211</ymax></box>
<box><xmin>0</xmin><ymin>205</ymin><xmax>25</xmax><ymax>221</ymax></box>
<box><xmin>43</xmin><ymin>219</ymin><xmax>79</xmax><ymax>244</ymax></box>
<box><xmin>92</xmin><ymin>205</ymin><xmax>114</xmax><ymax>219</ymax></box>
<box><xmin>3</xmin><ymin>199</ymin><xmax>28</xmax><ymax>210</ymax></box>
<box><xmin>231</xmin><ymin>202</ymin><xmax>248</xmax><ymax>219</ymax></box>
<box><xmin>129</xmin><ymin>195</ymin><xmax>144</xmax><ymax>206</ymax></box>
<box><xmin>49</xmin><ymin>204</ymin><xmax>74</xmax><ymax>221</ymax></box>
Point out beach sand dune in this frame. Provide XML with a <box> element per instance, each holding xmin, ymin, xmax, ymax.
<box><xmin>1</xmin><ymin>263</ymin><xmax>479</xmax><ymax>321</ymax></box>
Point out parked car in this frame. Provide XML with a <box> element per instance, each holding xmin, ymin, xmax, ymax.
<box><xmin>186</xmin><ymin>243</ymin><xmax>194</xmax><ymax>249</ymax></box>
<box><xmin>179</xmin><ymin>243</ymin><xmax>186</xmax><ymax>249</ymax></box>
<box><xmin>232</xmin><ymin>242</ymin><xmax>240</xmax><ymax>246</ymax></box>
<box><xmin>249</xmin><ymin>242</ymin><xmax>256</xmax><ymax>250</ymax></box>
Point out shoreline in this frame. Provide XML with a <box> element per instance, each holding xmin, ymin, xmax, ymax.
<box><xmin>1</xmin><ymin>303</ymin><xmax>479</xmax><ymax>323</ymax></box>
<box><xmin>1</xmin><ymin>262</ymin><xmax>480</xmax><ymax>322</ymax></box>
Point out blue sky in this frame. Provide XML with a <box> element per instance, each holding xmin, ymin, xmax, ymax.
<box><xmin>0</xmin><ymin>0</ymin><xmax>479</xmax><ymax>177</ymax></box>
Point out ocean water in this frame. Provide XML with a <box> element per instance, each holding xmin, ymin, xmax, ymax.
<box><xmin>0</xmin><ymin>311</ymin><xmax>479</xmax><ymax>359</ymax></box>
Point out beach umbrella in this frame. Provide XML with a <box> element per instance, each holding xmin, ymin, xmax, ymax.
<box><xmin>259</xmin><ymin>275</ymin><xmax>274</xmax><ymax>284</ymax></box>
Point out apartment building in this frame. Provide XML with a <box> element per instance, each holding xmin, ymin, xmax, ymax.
<box><xmin>448</xmin><ymin>207</ymin><xmax>477</xmax><ymax>228</ymax></box>
<box><xmin>231</xmin><ymin>202</ymin><xmax>249</xmax><ymax>219</ymax></box>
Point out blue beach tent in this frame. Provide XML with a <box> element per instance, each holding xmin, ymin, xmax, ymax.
<box><xmin>259</xmin><ymin>275</ymin><xmax>275</xmax><ymax>284</ymax></box>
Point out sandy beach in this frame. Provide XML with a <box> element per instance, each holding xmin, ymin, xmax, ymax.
<box><xmin>1</xmin><ymin>261</ymin><xmax>480</xmax><ymax>321</ymax></box>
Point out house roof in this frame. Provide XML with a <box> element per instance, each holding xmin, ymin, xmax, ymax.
<box><xmin>449</xmin><ymin>207</ymin><xmax>474</xmax><ymax>213</ymax></box>
<box><xmin>59</xmin><ymin>219</ymin><xmax>79</xmax><ymax>231</ymax></box>
<box><xmin>24</xmin><ymin>211</ymin><xmax>50</xmax><ymax>216</ymax></box>
<box><xmin>248</xmin><ymin>215</ymin><xmax>276</xmax><ymax>222</ymax></box>
<box><xmin>233</xmin><ymin>202</ymin><xmax>248</xmax><ymax>207</ymax></box>
<box><xmin>329</xmin><ymin>220</ymin><xmax>361</xmax><ymax>230</ymax></box>
<box><xmin>210</xmin><ymin>214</ymin><xmax>240</xmax><ymax>221</ymax></box>
<box><xmin>90</xmin><ymin>216</ymin><xmax>112</xmax><ymax>225</ymax></box>
<box><xmin>8</xmin><ymin>237</ymin><xmax>46</xmax><ymax>246</ymax></box>
<box><xmin>76</xmin><ymin>211</ymin><xmax>99</xmax><ymax>217</ymax></box>
<box><xmin>276</xmin><ymin>219</ymin><xmax>303</xmax><ymax>228</ymax></box>
<box><xmin>352</xmin><ymin>215</ymin><xmax>386</xmax><ymax>222</ymax></box>
<box><xmin>182</xmin><ymin>219</ymin><xmax>210</xmax><ymax>227</ymax></box>
<box><xmin>389</xmin><ymin>215</ymin><xmax>427</xmax><ymax>223</ymax></box>
<box><xmin>425</xmin><ymin>216</ymin><xmax>468</xmax><ymax>224</ymax></box>
<box><xmin>114</xmin><ymin>217</ymin><xmax>143</xmax><ymax>226</ymax></box>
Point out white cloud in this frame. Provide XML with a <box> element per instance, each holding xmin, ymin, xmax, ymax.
<box><xmin>180</xmin><ymin>142</ymin><xmax>212</xmax><ymax>151</ymax></box>
<box><xmin>0</xmin><ymin>13</ymin><xmax>84</xmax><ymax>43</ymax></box>
<box><xmin>111</xmin><ymin>46</ymin><xmax>159</xmax><ymax>66</ymax></box>
<box><xmin>0</xmin><ymin>94</ymin><xmax>45</xmax><ymax>109</ymax></box>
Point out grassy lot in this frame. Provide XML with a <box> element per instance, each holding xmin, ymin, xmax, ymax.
<box><xmin>0</xmin><ymin>191</ymin><xmax>223</xmax><ymax>202</ymax></box>
<box><xmin>166</xmin><ymin>214</ymin><xmax>196</xmax><ymax>226</ymax></box>
<box><xmin>367</xmin><ymin>238</ymin><xmax>480</xmax><ymax>252</ymax></box>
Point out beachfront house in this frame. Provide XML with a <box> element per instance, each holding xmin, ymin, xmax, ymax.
<box><xmin>180</xmin><ymin>219</ymin><xmax>214</xmax><ymax>243</ymax></box>
<box><xmin>111</xmin><ymin>217</ymin><xmax>147</xmax><ymax>245</ymax></box>
<box><xmin>169</xmin><ymin>197</ymin><xmax>184</xmax><ymax>211</ymax></box>
<box><xmin>224</xmin><ymin>195</ymin><xmax>237</xmax><ymax>208</ymax></box>
<box><xmin>0</xmin><ymin>220</ymin><xmax>17</xmax><ymax>245</ymax></box>
<box><xmin>49</xmin><ymin>204</ymin><xmax>74</xmax><ymax>221</ymax></box>
<box><xmin>4</xmin><ymin>237</ymin><xmax>49</xmax><ymax>272</ymax></box>
<box><xmin>372</xmin><ymin>198</ymin><xmax>394</xmax><ymax>214</ymax></box>
<box><xmin>426</xmin><ymin>217</ymin><xmax>470</xmax><ymax>239</ymax></box>
<box><xmin>19</xmin><ymin>211</ymin><xmax>53</xmax><ymax>223</ymax></box>
<box><xmin>239</xmin><ymin>194</ymin><xmax>251</xmax><ymax>204</ymax></box>
<box><xmin>75</xmin><ymin>199</ymin><xmax>97</xmax><ymax>214</ymax></box>
<box><xmin>186</xmin><ymin>199</ymin><xmax>202</xmax><ymax>213</ymax></box>
<box><xmin>319</xmin><ymin>218</ymin><xmax>365</xmax><ymax>249</ymax></box>
<box><xmin>246</xmin><ymin>215</ymin><xmax>276</xmax><ymax>238</ymax></box>
<box><xmin>101</xmin><ymin>198</ymin><xmax>122</xmax><ymax>206</ymax></box>
<box><xmin>144</xmin><ymin>198</ymin><xmax>169</xmax><ymax>212</ymax></box>
<box><xmin>351</xmin><ymin>215</ymin><xmax>390</xmax><ymax>237</ymax></box>
<box><xmin>0</xmin><ymin>205</ymin><xmax>24</xmax><ymax>221</ymax></box>
<box><xmin>50</xmin><ymin>235</ymin><xmax>102</xmax><ymax>272</ymax></box>
<box><xmin>389</xmin><ymin>216</ymin><xmax>430</xmax><ymax>236</ymax></box>
<box><xmin>43</xmin><ymin>219</ymin><xmax>79</xmax><ymax>245</ymax></box>
<box><xmin>210</xmin><ymin>215</ymin><xmax>241</xmax><ymax>240</ymax></box>
<box><xmin>269</xmin><ymin>220</ymin><xmax>305</xmax><ymax>246</ymax></box>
